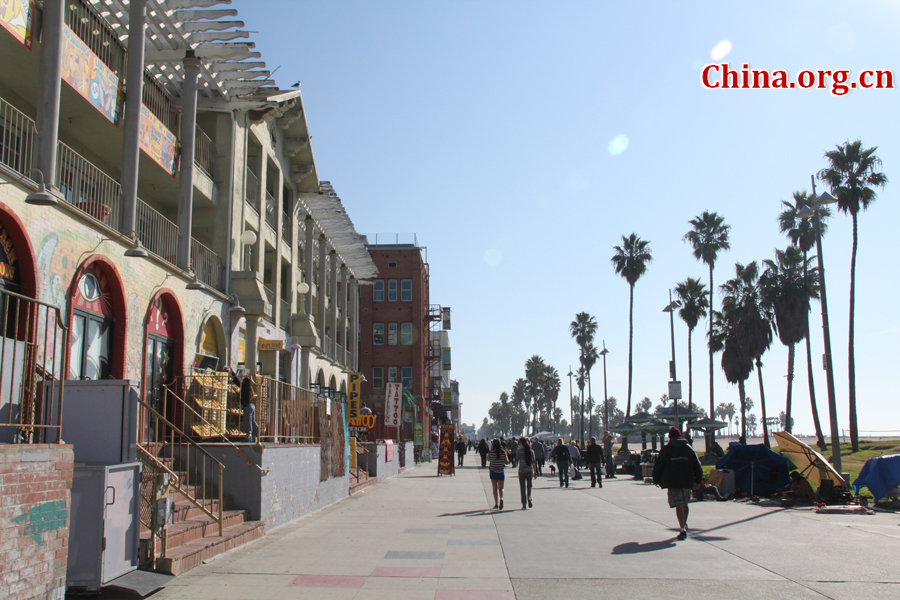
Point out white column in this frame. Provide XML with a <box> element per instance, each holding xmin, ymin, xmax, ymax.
<box><xmin>176</xmin><ymin>51</ymin><xmax>200</xmax><ymax>270</ymax></box>
<box><xmin>119</xmin><ymin>0</ymin><xmax>148</xmax><ymax>238</ymax></box>
<box><xmin>329</xmin><ymin>252</ymin><xmax>338</xmax><ymax>360</ymax></box>
<box><xmin>340</xmin><ymin>265</ymin><xmax>348</xmax><ymax>366</ymax></box>
<box><xmin>317</xmin><ymin>235</ymin><xmax>327</xmax><ymax>350</ymax></box>
<box><xmin>35</xmin><ymin>0</ymin><xmax>64</xmax><ymax>186</ymax></box>
<box><xmin>304</xmin><ymin>216</ymin><xmax>314</xmax><ymax>315</ymax></box>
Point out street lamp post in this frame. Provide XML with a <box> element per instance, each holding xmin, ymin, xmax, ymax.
<box><xmin>567</xmin><ymin>367</ymin><xmax>574</xmax><ymax>439</ymax></box>
<box><xmin>663</xmin><ymin>292</ymin><xmax>682</xmax><ymax>425</ymax></box>
<box><xmin>798</xmin><ymin>179</ymin><xmax>842</xmax><ymax>474</ymax></box>
<box><xmin>599</xmin><ymin>343</ymin><xmax>609</xmax><ymax>432</ymax></box>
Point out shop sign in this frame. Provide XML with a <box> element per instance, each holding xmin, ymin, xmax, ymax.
<box><xmin>0</xmin><ymin>225</ymin><xmax>18</xmax><ymax>284</ymax></box>
<box><xmin>385</xmin><ymin>439</ymin><xmax>394</xmax><ymax>462</ymax></box>
<box><xmin>442</xmin><ymin>388</ymin><xmax>452</xmax><ymax>407</ymax></box>
<box><xmin>0</xmin><ymin>1</ymin><xmax>34</xmax><ymax>49</ymax></box>
<box><xmin>385</xmin><ymin>382</ymin><xmax>402</xmax><ymax>428</ymax></box>
<box><xmin>437</xmin><ymin>424</ymin><xmax>454</xmax><ymax>475</ymax></box>
<box><xmin>348</xmin><ymin>372</ymin><xmax>361</xmax><ymax>420</ymax></box>
<box><xmin>140</xmin><ymin>104</ymin><xmax>177</xmax><ymax>176</ymax></box>
<box><xmin>414</xmin><ymin>421</ymin><xmax>423</xmax><ymax>445</ymax></box>
<box><xmin>61</xmin><ymin>25</ymin><xmax>121</xmax><ymax>124</ymax></box>
<box><xmin>442</xmin><ymin>307</ymin><xmax>451</xmax><ymax>330</ymax></box>
<box><xmin>349</xmin><ymin>437</ymin><xmax>357</xmax><ymax>470</ymax></box>
<box><xmin>348</xmin><ymin>413</ymin><xmax>375</xmax><ymax>429</ymax></box>
<box><xmin>442</xmin><ymin>347</ymin><xmax>451</xmax><ymax>370</ymax></box>
<box><xmin>258</xmin><ymin>339</ymin><xmax>283</xmax><ymax>351</ymax></box>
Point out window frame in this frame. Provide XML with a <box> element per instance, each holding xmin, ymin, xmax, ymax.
<box><xmin>401</xmin><ymin>366</ymin><xmax>413</xmax><ymax>389</ymax></box>
<box><xmin>400</xmin><ymin>322</ymin><xmax>413</xmax><ymax>346</ymax></box>
<box><xmin>372</xmin><ymin>366</ymin><xmax>384</xmax><ymax>389</ymax></box>
<box><xmin>387</xmin><ymin>279</ymin><xmax>398</xmax><ymax>302</ymax></box>
<box><xmin>373</xmin><ymin>280</ymin><xmax>384</xmax><ymax>302</ymax></box>
<box><xmin>400</xmin><ymin>279</ymin><xmax>412</xmax><ymax>302</ymax></box>
<box><xmin>387</xmin><ymin>366</ymin><xmax>398</xmax><ymax>383</ymax></box>
<box><xmin>373</xmin><ymin>322</ymin><xmax>384</xmax><ymax>345</ymax></box>
<box><xmin>387</xmin><ymin>322</ymin><xmax>398</xmax><ymax>346</ymax></box>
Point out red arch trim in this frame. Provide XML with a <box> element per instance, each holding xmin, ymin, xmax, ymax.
<box><xmin>0</xmin><ymin>201</ymin><xmax>38</xmax><ymax>299</ymax></box>
<box><xmin>67</xmin><ymin>256</ymin><xmax>128</xmax><ymax>379</ymax></box>
<box><xmin>141</xmin><ymin>289</ymin><xmax>186</xmax><ymax>402</ymax></box>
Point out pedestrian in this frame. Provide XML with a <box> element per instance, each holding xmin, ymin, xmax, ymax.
<box><xmin>238</xmin><ymin>373</ymin><xmax>259</xmax><ymax>443</ymax></box>
<box><xmin>568</xmin><ymin>440</ymin><xmax>582</xmax><ymax>480</ymax></box>
<box><xmin>652</xmin><ymin>427</ymin><xmax>703</xmax><ymax>540</ymax></box>
<box><xmin>456</xmin><ymin>436</ymin><xmax>467</xmax><ymax>466</ymax></box>
<box><xmin>517</xmin><ymin>437</ymin><xmax>535</xmax><ymax>509</ymax></box>
<box><xmin>551</xmin><ymin>438</ymin><xmax>570</xmax><ymax>488</ymax></box>
<box><xmin>489</xmin><ymin>438</ymin><xmax>509</xmax><ymax>510</ymax></box>
<box><xmin>602</xmin><ymin>431</ymin><xmax>616</xmax><ymax>478</ymax></box>
<box><xmin>478</xmin><ymin>438</ymin><xmax>489</xmax><ymax>468</ymax></box>
<box><xmin>507</xmin><ymin>437</ymin><xmax>518</xmax><ymax>468</ymax></box>
<box><xmin>532</xmin><ymin>438</ymin><xmax>546</xmax><ymax>476</ymax></box>
<box><xmin>585</xmin><ymin>437</ymin><xmax>603</xmax><ymax>488</ymax></box>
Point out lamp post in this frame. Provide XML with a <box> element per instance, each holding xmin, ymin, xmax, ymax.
<box><xmin>599</xmin><ymin>343</ymin><xmax>609</xmax><ymax>432</ymax></box>
<box><xmin>567</xmin><ymin>367</ymin><xmax>574</xmax><ymax>439</ymax></box>
<box><xmin>663</xmin><ymin>291</ymin><xmax>682</xmax><ymax>425</ymax></box>
<box><xmin>797</xmin><ymin>179</ymin><xmax>842</xmax><ymax>474</ymax></box>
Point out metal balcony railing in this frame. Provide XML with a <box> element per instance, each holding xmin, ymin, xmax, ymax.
<box><xmin>281</xmin><ymin>212</ymin><xmax>292</xmax><ymax>244</ymax></box>
<box><xmin>135</xmin><ymin>197</ymin><xmax>177</xmax><ymax>263</ymax></box>
<box><xmin>57</xmin><ymin>141</ymin><xmax>123</xmax><ymax>228</ymax></box>
<box><xmin>265</xmin><ymin>190</ymin><xmax>276</xmax><ymax>230</ymax></box>
<box><xmin>245</xmin><ymin>168</ymin><xmax>260</xmax><ymax>216</ymax></box>
<box><xmin>191</xmin><ymin>239</ymin><xmax>224</xmax><ymax>291</ymax></box>
<box><xmin>0</xmin><ymin>97</ymin><xmax>36</xmax><ymax>177</ymax></box>
<box><xmin>194</xmin><ymin>126</ymin><xmax>216</xmax><ymax>179</ymax></box>
<box><xmin>279</xmin><ymin>298</ymin><xmax>290</xmax><ymax>331</ymax></box>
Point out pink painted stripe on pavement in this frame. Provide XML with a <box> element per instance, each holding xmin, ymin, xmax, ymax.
<box><xmin>369</xmin><ymin>566</ymin><xmax>442</xmax><ymax>578</ymax></box>
<box><xmin>289</xmin><ymin>575</ymin><xmax>366</xmax><ymax>588</ymax></box>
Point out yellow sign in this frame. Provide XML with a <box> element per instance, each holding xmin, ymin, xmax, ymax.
<box><xmin>349</xmin><ymin>437</ymin><xmax>357</xmax><ymax>470</ymax></box>
<box><xmin>258</xmin><ymin>339</ymin><xmax>283</xmax><ymax>351</ymax></box>
<box><xmin>348</xmin><ymin>372</ymin><xmax>361</xmax><ymax>420</ymax></box>
<box><xmin>349</xmin><ymin>414</ymin><xmax>375</xmax><ymax>429</ymax></box>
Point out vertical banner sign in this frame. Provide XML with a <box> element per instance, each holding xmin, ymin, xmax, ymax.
<box><xmin>442</xmin><ymin>307</ymin><xmax>451</xmax><ymax>330</ymax></box>
<box><xmin>140</xmin><ymin>105</ymin><xmax>178</xmax><ymax>176</ymax></box>
<box><xmin>442</xmin><ymin>388</ymin><xmax>452</xmax><ymax>407</ymax></box>
<box><xmin>349</xmin><ymin>436</ymin><xmax>357</xmax><ymax>470</ymax></box>
<box><xmin>442</xmin><ymin>348</ymin><xmax>451</xmax><ymax>371</ymax></box>
<box><xmin>437</xmin><ymin>424</ymin><xmax>455</xmax><ymax>475</ymax></box>
<box><xmin>0</xmin><ymin>1</ymin><xmax>34</xmax><ymax>49</ymax></box>
<box><xmin>384</xmin><ymin>382</ymin><xmax>402</xmax><ymax>428</ymax></box>
<box><xmin>414</xmin><ymin>421</ymin><xmax>423</xmax><ymax>446</ymax></box>
<box><xmin>61</xmin><ymin>26</ymin><xmax>121</xmax><ymax>124</ymax></box>
<box><xmin>348</xmin><ymin>372</ymin><xmax>361</xmax><ymax>422</ymax></box>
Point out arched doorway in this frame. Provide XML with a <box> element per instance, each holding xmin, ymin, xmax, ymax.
<box><xmin>195</xmin><ymin>316</ymin><xmax>225</xmax><ymax>371</ymax></box>
<box><xmin>144</xmin><ymin>292</ymin><xmax>184</xmax><ymax>421</ymax></box>
<box><xmin>67</xmin><ymin>259</ymin><xmax>126</xmax><ymax>380</ymax></box>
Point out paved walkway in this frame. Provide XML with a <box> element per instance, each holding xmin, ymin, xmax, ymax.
<box><xmin>147</xmin><ymin>460</ymin><xmax>900</xmax><ymax>600</ymax></box>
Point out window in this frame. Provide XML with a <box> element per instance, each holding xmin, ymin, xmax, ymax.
<box><xmin>401</xmin><ymin>279</ymin><xmax>412</xmax><ymax>302</ymax></box>
<box><xmin>69</xmin><ymin>309</ymin><xmax>112</xmax><ymax>380</ymax></box>
<box><xmin>373</xmin><ymin>323</ymin><xmax>384</xmax><ymax>345</ymax></box>
<box><xmin>401</xmin><ymin>322</ymin><xmax>413</xmax><ymax>346</ymax></box>
<box><xmin>387</xmin><ymin>323</ymin><xmax>398</xmax><ymax>345</ymax></box>
<box><xmin>372</xmin><ymin>367</ymin><xmax>384</xmax><ymax>389</ymax></box>
<box><xmin>373</xmin><ymin>280</ymin><xmax>384</xmax><ymax>302</ymax></box>
<box><xmin>387</xmin><ymin>366</ymin><xmax>398</xmax><ymax>383</ymax></box>
<box><xmin>387</xmin><ymin>279</ymin><xmax>397</xmax><ymax>302</ymax></box>
<box><xmin>401</xmin><ymin>366</ymin><xmax>413</xmax><ymax>389</ymax></box>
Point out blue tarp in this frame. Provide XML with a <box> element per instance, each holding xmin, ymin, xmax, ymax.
<box><xmin>716</xmin><ymin>444</ymin><xmax>791</xmax><ymax>497</ymax></box>
<box><xmin>853</xmin><ymin>454</ymin><xmax>900</xmax><ymax>503</ymax></box>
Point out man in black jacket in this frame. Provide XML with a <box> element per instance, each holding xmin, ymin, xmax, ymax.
<box><xmin>653</xmin><ymin>427</ymin><xmax>702</xmax><ymax>540</ymax></box>
<box><xmin>585</xmin><ymin>437</ymin><xmax>604</xmax><ymax>488</ymax></box>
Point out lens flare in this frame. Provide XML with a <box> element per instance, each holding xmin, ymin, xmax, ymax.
<box><xmin>484</xmin><ymin>248</ymin><xmax>502</xmax><ymax>267</ymax></box>
<box><xmin>710</xmin><ymin>40</ymin><xmax>732</xmax><ymax>60</ymax></box>
<box><xmin>607</xmin><ymin>134</ymin><xmax>629</xmax><ymax>156</ymax></box>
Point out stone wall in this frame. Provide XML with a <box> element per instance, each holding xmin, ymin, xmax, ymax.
<box><xmin>0</xmin><ymin>444</ymin><xmax>74</xmax><ymax>600</ymax></box>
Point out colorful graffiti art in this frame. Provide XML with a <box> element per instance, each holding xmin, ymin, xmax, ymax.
<box><xmin>61</xmin><ymin>25</ymin><xmax>120</xmax><ymax>124</ymax></box>
<box><xmin>139</xmin><ymin>105</ymin><xmax>177</xmax><ymax>176</ymax></box>
<box><xmin>0</xmin><ymin>0</ymin><xmax>33</xmax><ymax>49</ymax></box>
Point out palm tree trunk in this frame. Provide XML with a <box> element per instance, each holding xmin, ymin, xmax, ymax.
<box><xmin>785</xmin><ymin>344</ymin><xmax>794</xmax><ymax>433</ymax></box>
<box><xmin>739</xmin><ymin>379</ymin><xmax>747</xmax><ymax>441</ymax></box>
<box><xmin>687</xmin><ymin>327</ymin><xmax>694</xmax><ymax>407</ymax></box>
<box><xmin>624</xmin><ymin>283</ymin><xmax>634</xmax><ymax>451</ymax></box>
<box><xmin>708</xmin><ymin>264</ymin><xmax>716</xmax><ymax>449</ymax></box>
<box><xmin>756</xmin><ymin>358</ymin><xmax>769</xmax><ymax>447</ymax></box>
<box><xmin>587</xmin><ymin>372</ymin><xmax>593</xmax><ymax>441</ymax></box>
<box><xmin>803</xmin><ymin>256</ymin><xmax>826</xmax><ymax>450</ymax></box>
<box><xmin>848</xmin><ymin>212</ymin><xmax>859</xmax><ymax>451</ymax></box>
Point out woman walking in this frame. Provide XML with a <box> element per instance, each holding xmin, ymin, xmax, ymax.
<box><xmin>478</xmin><ymin>438</ymin><xmax>489</xmax><ymax>468</ymax></box>
<box><xmin>488</xmin><ymin>438</ymin><xmax>509</xmax><ymax>510</ymax></box>
<box><xmin>551</xmin><ymin>438</ymin><xmax>571</xmax><ymax>488</ymax></box>
<box><xmin>517</xmin><ymin>437</ymin><xmax>536</xmax><ymax>509</ymax></box>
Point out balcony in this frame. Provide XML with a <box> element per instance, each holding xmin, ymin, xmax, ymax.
<box><xmin>265</xmin><ymin>190</ymin><xmax>276</xmax><ymax>231</ymax></box>
<box><xmin>194</xmin><ymin>126</ymin><xmax>216</xmax><ymax>180</ymax></box>
<box><xmin>281</xmin><ymin>211</ymin><xmax>292</xmax><ymax>245</ymax></box>
<box><xmin>0</xmin><ymin>95</ymin><xmax>224</xmax><ymax>291</ymax></box>
<box><xmin>245</xmin><ymin>168</ymin><xmax>260</xmax><ymax>217</ymax></box>
<box><xmin>279</xmin><ymin>298</ymin><xmax>289</xmax><ymax>331</ymax></box>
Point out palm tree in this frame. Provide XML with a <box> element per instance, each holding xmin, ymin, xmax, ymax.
<box><xmin>581</xmin><ymin>342</ymin><xmax>600</xmax><ymax>441</ymax></box>
<box><xmin>720</xmin><ymin>262</ymin><xmax>774</xmax><ymax>447</ymax></box>
<box><xmin>778</xmin><ymin>192</ymin><xmax>830</xmax><ymax>450</ymax></box>
<box><xmin>610</xmin><ymin>233</ymin><xmax>653</xmax><ymax>427</ymax></box>
<box><xmin>674</xmin><ymin>277</ymin><xmax>709</xmax><ymax>409</ymax></box>
<box><xmin>710</xmin><ymin>307</ymin><xmax>752</xmax><ymax>441</ymax></box>
<box><xmin>524</xmin><ymin>356</ymin><xmax>547</xmax><ymax>435</ymax></box>
<box><xmin>818</xmin><ymin>140</ymin><xmax>888</xmax><ymax>452</ymax></box>
<box><xmin>570</xmin><ymin>312</ymin><xmax>598</xmax><ymax>441</ymax></box>
<box><xmin>684</xmin><ymin>211</ymin><xmax>731</xmax><ymax>447</ymax></box>
<box><xmin>761</xmin><ymin>247</ymin><xmax>819</xmax><ymax>440</ymax></box>
<box><xmin>575</xmin><ymin>366</ymin><xmax>586</xmax><ymax>440</ymax></box>
<box><xmin>541</xmin><ymin>365</ymin><xmax>561</xmax><ymax>431</ymax></box>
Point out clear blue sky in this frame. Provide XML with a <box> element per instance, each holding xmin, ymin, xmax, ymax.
<box><xmin>231</xmin><ymin>1</ymin><xmax>900</xmax><ymax>437</ymax></box>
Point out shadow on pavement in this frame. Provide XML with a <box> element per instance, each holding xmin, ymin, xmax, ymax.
<box><xmin>436</xmin><ymin>509</ymin><xmax>518</xmax><ymax>518</ymax></box>
<box><xmin>612</xmin><ymin>539</ymin><xmax>677</xmax><ymax>554</ymax></box>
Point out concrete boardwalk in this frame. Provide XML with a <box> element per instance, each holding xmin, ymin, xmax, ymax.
<box><xmin>148</xmin><ymin>461</ymin><xmax>900</xmax><ymax>600</ymax></box>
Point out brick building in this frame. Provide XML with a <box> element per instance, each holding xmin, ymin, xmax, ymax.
<box><xmin>357</xmin><ymin>235</ymin><xmax>445</xmax><ymax>444</ymax></box>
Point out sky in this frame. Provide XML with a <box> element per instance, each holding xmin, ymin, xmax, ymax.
<box><xmin>230</xmin><ymin>0</ymin><xmax>900</xmax><ymax>438</ymax></box>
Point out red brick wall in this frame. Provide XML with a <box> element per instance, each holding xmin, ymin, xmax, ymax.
<box><xmin>0</xmin><ymin>444</ymin><xmax>74</xmax><ymax>600</ymax></box>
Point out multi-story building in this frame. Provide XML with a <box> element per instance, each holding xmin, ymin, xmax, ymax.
<box><xmin>0</xmin><ymin>0</ymin><xmax>377</xmax><ymax>580</ymax></box>
<box><xmin>356</xmin><ymin>234</ymin><xmax>443</xmax><ymax>443</ymax></box>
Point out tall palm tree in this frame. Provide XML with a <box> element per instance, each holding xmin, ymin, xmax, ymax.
<box><xmin>674</xmin><ymin>277</ymin><xmax>709</xmax><ymax>409</ymax></box>
<box><xmin>778</xmin><ymin>191</ymin><xmax>830</xmax><ymax>450</ymax></box>
<box><xmin>761</xmin><ymin>247</ymin><xmax>819</xmax><ymax>440</ymax></box>
<box><xmin>570</xmin><ymin>312</ymin><xmax>598</xmax><ymax>441</ymax></box>
<box><xmin>720</xmin><ymin>262</ymin><xmax>774</xmax><ymax>447</ymax></box>
<box><xmin>541</xmin><ymin>365</ymin><xmax>561</xmax><ymax>431</ymax></box>
<box><xmin>575</xmin><ymin>366</ymin><xmax>586</xmax><ymax>441</ymax></box>
<box><xmin>710</xmin><ymin>307</ymin><xmax>752</xmax><ymax>441</ymax></box>
<box><xmin>684</xmin><ymin>211</ymin><xmax>731</xmax><ymax>447</ymax></box>
<box><xmin>581</xmin><ymin>342</ymin><xmax>600</xmax><ymax>441</ymax></box>
<box><xmin>524</xmin><ymin>356</ymin><xmax>547</xmax><ymax>435</ymax></box>
<box><xmin>818</xmin><ymin>140</ymin><xmax>888</xmax><ymax>452</ymax></box>
<box><xmin>610</xmin><ymin>233</ymin><xmax>653</xmax><ymax>428</ymax></box>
